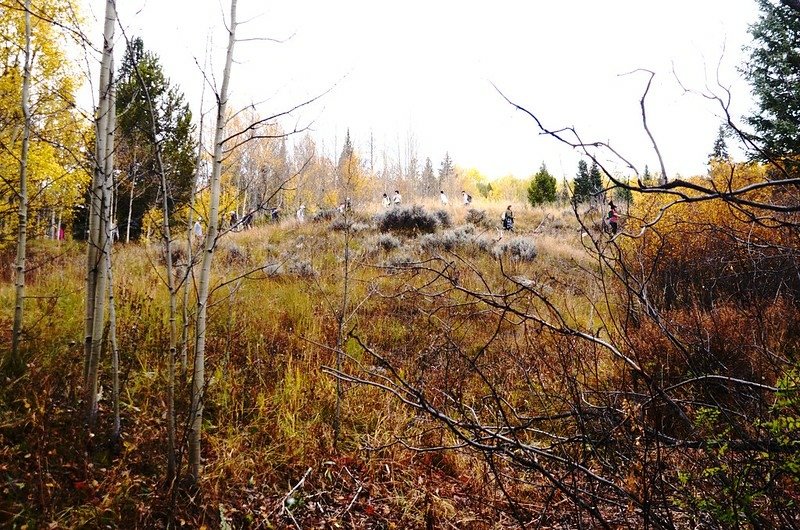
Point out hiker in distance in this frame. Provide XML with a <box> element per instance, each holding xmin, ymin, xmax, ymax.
<box><xmin>392</xmin><ymin>190</ymin><xmax>402</xmax><ymax>206</ymax></box>
<box><xmin>607</xmin><ymin>200</ymin><xmax>620</xmax><ymax>235</ymax></box>
<box><xmin>440</xmin><ymin>190</ymin><xmax>449</xmax><ymax>206</ymax></box>
<box><xmin>462</xmin><ymin>190</ymin><xmax>472</xmax><ymax>206</ymax></box>
<box><xmin>501</xmin><ymin>205</ymin><xmax>514</xmax><ymax>231</ymax></box>
<box><xmin>382</xmin><ymin>193</ymin><xmax>391</xmax><ymax>208</ymax></box>
<box><xmin>193</xmin><ymin>217</ymin><xmax>204</xmax><ymax>243</ymax></box>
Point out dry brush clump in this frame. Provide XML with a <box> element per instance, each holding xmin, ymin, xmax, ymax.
<box><xmin>418</xmin><ymin>224</ymin><xmax>475</xmax><ymax>252</ymax></box>
<box><xmin>373</xmin><ymin>233</ymin><xmax>401</xmax><ymax>251</ymax></box>
<box><xmin>464</xmin><ymin>207</ymin><xmax>489</xmax><ymax>227</ymax></box>
<box><xmin>490</xmin><ymin>236</ymin><xmax>538</xmax><ymax>261</ymax></box>
<box><xmin>604</xmin><ymin>164</ymin><xmax>800</xmax><ymax>526</ymax></box>
<box><xmin>328</xmin><ymin>216</ymin><xmax>371</xmax><ymax>233</ymax></box>
<box><xmin>335</xmin><ymin>257</ymin><xmax>654</xmax><ymax>526</ymax></box>
<box><xmin>375</xmin><ymin>205</ymin><xmax>443</xmax><ymax>234</ymax></box>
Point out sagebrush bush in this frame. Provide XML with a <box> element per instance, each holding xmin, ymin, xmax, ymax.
<box><xmin>287</xmin><ymin>259</ymin><xmax>318</xmax><ymax>279</ymax></box>
<box><xmin>375</xmin><ymin>206</ymin><xmax>440</xmax><ymax>234</ymax></box>
<box><xmin>433</xmin><ymin>209</ymin><xmax>451</xmax><ymax>228</ymax></box>
<box><xmin>374</xmin><ymin>233</ymin><xmax>401</xmax><ymax>251</ymax></box>
<box><xmin>264</xmin><ymin>262</ymin><xmax>283</xmax><ymax>276</ymax></box>
<box><xmin>473</xmin><ymin>234</ymin><xmax>496</xmax><ymax>253</ymax></box>
<box><xmin>329</xmin><ymin>217</ymin><xmax>371</xmax><ymax>232</ymax></box>
<box><xmin>329</xmin><ymin>217</ymin><xmax>350</xmax><ymax>231</ymax></box>
<box><xmin>491</xmin><ymin>237</ymin><xmax>538</xmax><ymax>261</ymax></box>
<box><xmin>418</xmin><ymin>225</ymin><xmax>474</xmax><ymax>252</ymax></box>
<box><xmin>464</xmin><ymin>208</ymin><xmax>487</xmax><ymax>226</ymax></box>
<box><xmin>263</xmin><ymin>243</ymin><xmax>280</xmax><ymax>257</ymax></box>
<box><xmin>218</xmin><ymin>240</ymin><xmax>248</xmax><ymax>265</ymax></box>
<box><xmin>312</xmin><ymin>208</ymin><xmax>338</xmax><ymax>222</ymax></box>
<box><xmin>384</xmin><ymin>252</ymin><xmax>417</xmax><ymax>269</ymax></box>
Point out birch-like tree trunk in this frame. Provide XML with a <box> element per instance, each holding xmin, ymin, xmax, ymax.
<box><xmin>105</xmin><ymin>71</ymin><xmax>120</xmax><ymax>445</ymax></box>
<box><xmin>182</xmin><ymin>124</ymin><xmax>205</xmax><ymax>377</ymax></box>
<box><xmin>125</xmin><ymin>168</ymin><xmax>136</xmax><ymax>243</ymax></box>
<box><xmin>85</xmin><ymin>0</ymin><xmax>116</xmax><ymax>428</ymax></box>
<box><xmin>107</xmin><ymin>231</ymin><xmax>120</xmax><ymax>442</ymax></box>
<box><xmin>188</xmin><ymin>0</ymin><xmax>238</xmax><ymax>482</ymax></box>
<box><xmin>10</xmin><ymin>0</ymin><xmax>32</xmax><ymax>372</ymax></box>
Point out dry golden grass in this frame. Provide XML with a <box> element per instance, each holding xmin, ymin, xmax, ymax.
<box><xmin>7</xmin><ymin>197</ymin><xmax>795</xmax><ymax>528</ymax></box>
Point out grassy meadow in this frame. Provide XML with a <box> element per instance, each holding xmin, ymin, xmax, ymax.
<box><xmin>2</xmin><ymin>194</ymin><xmax>799</xmax><ymax>528</ymax></box>
<box><xmin>0</xmin><ymin>200</ymin><xmax>606</xmax><ymax>528</ymax></box>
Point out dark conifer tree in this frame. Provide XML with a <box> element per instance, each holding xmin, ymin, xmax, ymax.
<box><xmin>115</xmin><ymin>37</ymin><xmax>196</xmax><ymax>239</ymax></box>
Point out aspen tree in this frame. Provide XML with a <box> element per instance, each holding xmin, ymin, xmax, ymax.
<box><xmin>84</xmin><ymin>0</ymin><xmax>116</xmax><ymax>428</ymax></box>
<box><xmin>10</xmin><ymin>0</ymin><xmax>31</xmax><ymax>373</ymax></box>
<box><xmin>188</xmin><ymin>0</ymin><xmax>238</xmax><ymax>482</ymax></box>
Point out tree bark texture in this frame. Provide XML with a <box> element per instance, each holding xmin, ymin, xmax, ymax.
<box><xmin>188</xmin><ymin>0</ymin><xmax>238</xmax><ymax>482</ymax></box>
<box><xmin>85</xmin><ymin>0</ymin><xmax>116</xmax><ymax>428</ymax></box>
<box><xmin>10</xmin><ymin>0</ymin><xmax>32</xmax><ymax>372</ymax></box>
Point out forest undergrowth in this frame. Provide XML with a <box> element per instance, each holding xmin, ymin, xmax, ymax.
<box><xmin>1</xmin><ymin>198</ymin><xmax>799</xmax><ymax>529</ymax></box>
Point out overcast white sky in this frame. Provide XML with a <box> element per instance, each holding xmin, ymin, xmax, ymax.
<box><xmin>88</xmin><ymin>0</ymin><xmax>760</xmax><ymax>180</ymax></box>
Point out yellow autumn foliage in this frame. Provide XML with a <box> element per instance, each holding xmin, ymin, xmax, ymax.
<box><xmin>0</xmin><ymin>0</ymin><xmax>90</xmax><ymax>240</ymax></box>
<box><xmin>622</xmin><ymin>161</ymin><xmax>800</xmax><ymax>308</ymax></box>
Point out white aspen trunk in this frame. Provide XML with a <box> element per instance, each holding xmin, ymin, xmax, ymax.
<box><xmin>56</xmin><ymin>210</ymin><xmax>62</xmax><ymax>242</ymax></box>
<box><xmin>84</xmin><ymin>0</ymin><xmax>116</xmax><ymax>383</ymax></box>
<box><xmin>85</xmin><ymin>3</ymin><xmax>116</xmax><ymax>427</ymax></box>
<box><xmin>10</xmin><ymin>0</ymin><xmax>32</xmax><ymax>372</ymax></box>
<box><xmin>182</xmin><ymin>42</ymin><xmax>210</xmax><ymax>378</ymax></box>
<box><xmin>188</xmin><ymin>0</ymin><xmax>238</xmax><ymax>482</ymax></box>
<box><xmin>126</xmin><ymin>173</ymin><xmax>135</xmax><ymax>243</ymax></box>
<box><xmin>107</xmin><ymin>233</ymin><xmax>120</xmax><ymax>441</ymax></box>
<box><xmin>105</xmin><ymin>70</ymin><xmax>120</xmax><ymax>444</ymax></box>
<box><xmin>88</xmin><ymin>58</ymin><xmax>116</xmax><ymax>428</ymax></box>
<box><xmin>182</xmin><ymin>127</ymin><xmax>205</xmax><ymax>377</ymax></box>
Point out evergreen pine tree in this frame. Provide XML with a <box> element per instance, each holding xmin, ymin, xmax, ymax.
<box><xmin>573</xmin><ymin>160</ymin><xmax>591</xmax><ymax>203</ymax></box>
<box><xmin>115</xmin><ymin>37</ymin><xmax>196</xmax><ymax>240</ymax></box>
<box><xmin>527</xmin><ymin>163</ymin><xmax>557</xmax><ymax>206</ymax></box>
<box><xmin>558</xmin><ymin>178</ymin><xmax>571</xmax><ymax>205</ymax></box>
<box><xmin>641</xmin><ymin>164</ymin><xmax>655</xmax><ymax>186</ymax></box>
<box><xmin>744</xmin><ymin>0</ymin><xmax>800</xmax><ymax>168</ymax></box>
<box><xmin>337</xmin><ymin>128</ymin><xmax>354</xmax><ymax>173</ymax></box>
<box><xmin>709</xmin><ymin>125</ymin><xmax>730</xmax><ymax>162</ymax></box>
<box><xmin>589</xmin><ymin>162</ymin><xmax>603</xmax><ymax>199</ymax></box>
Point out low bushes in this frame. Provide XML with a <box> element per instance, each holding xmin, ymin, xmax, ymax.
<box><xmin>376</xmin><ymin>206</ymin><xmax>444</xmax><ymax>234</ymax></box>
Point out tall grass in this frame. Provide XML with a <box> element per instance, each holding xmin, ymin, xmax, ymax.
<box><xmin>0</xmin><ymin>203</ymin><xmax>614</xmax><ymax>528</ymax></box>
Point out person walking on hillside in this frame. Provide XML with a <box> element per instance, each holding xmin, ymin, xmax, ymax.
<box><xmin>193</xmin><ymin>217</ymin><xmax>204</xmax><ymax>243</ymax></box>
<box><xmin>392</xmin><ymin>190</ymin><xmax>402</xmax><ymax>206</ymax></box>
<box><xmin>439</xmin><ymin>190</ymin><xmax>449</xmax><ymax>206</ymax></box>
<box><xmin>296</xmin><ymin>204</ymin><xmax>306</xmax><ymax>222</ymax></box>
<box><xmin>462</xmin><ymin>190</ymin><xmax>472</xmax><ymax>206</ymax></box>
<box><xmin>607</xmin><ymin>201</ymin><xmax>620</xmax><ymax>235</ymax></box>
<box><xmin>501</xmin><ymin>205</ymin><xmax>514</xmax><ymax>231</ymax></box>
<box><xmin>382</xmin><ymin>193</ymin><xmax>391</xmax><ymax>208</ymax></box>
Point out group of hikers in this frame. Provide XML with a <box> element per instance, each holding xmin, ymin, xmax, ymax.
<box><xmin>192</xmin><ymin>193</ymin><xmax>621</xmax><ymax>240</ymax></box>
<box><xmin>192</xmin><ymin>210</ymin><xmax>256</xmax><ymax>241</ymax></box>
